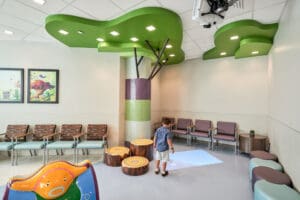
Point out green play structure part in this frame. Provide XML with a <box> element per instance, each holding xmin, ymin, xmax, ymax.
<box><xmin>45</xmin><ymin>7</ymin><xmax>184</xmax><ymax>65</ymax></box>
<box><xmin>203</xmin><ymin>20</ymin><xmax>278</xmax><ymax>60</ymax></box>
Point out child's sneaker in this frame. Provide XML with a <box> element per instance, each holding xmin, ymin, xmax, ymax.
<box><xmin>161</xmin><ymin>171</ymin><xmax>168</xmax><ymax>177</ymax></box>
<box><xmin>154</xmin><ymin>168</ymin><xmax>160</xmax><ymax>174</ymax></box>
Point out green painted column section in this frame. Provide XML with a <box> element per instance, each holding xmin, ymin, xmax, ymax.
<box><xmin>125</xmin><ymin>57</ymin><xmax>152</xmax><ymax>142</ymax></box>
<box><xmin>125</xmin><ymin>100</ymin><xmax>151</xmax><ymax>121</ymax></box>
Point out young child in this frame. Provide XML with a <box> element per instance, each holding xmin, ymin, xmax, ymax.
<box><xmin>153</xmin><ymin>118</ymin><xmax>174</xmax><ymax>177</ymax></box>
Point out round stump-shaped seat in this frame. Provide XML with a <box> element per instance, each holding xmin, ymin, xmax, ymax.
<box><xmin>254</xmin><ymin>180</ymin><xmax>300</xmax><ymax>200</ymax></box>
<box><xmin>122</xmin><ymin>156</ymin><xmax>149</xmax><ymax>176</ymax></box>
<box><xmin>104</xmin><ymin>146</ymin><xmax>130</xmax><ymax>167</ymax></box>
<box><xmin>252</xmin><ymin>166</ymin><xmax>292</xmax><ymax>190</ymax></box>
<box><xmin>250</xmin><ymin>150</ymin><xmax>278</xmax><ymax>161</ymax></box>
<box><xmin>130</xmin><ymin>139</ymin><xmax>153</xmax><ymax>161</ymax></box>
<box><xmin>249</xmin><ymin>158</ymin><xmax>283</xmax><ymax>179</ymax></box>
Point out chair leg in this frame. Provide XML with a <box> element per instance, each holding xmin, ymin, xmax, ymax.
<box><xmin>61</xmin><ymin>149</ymin><xmax>64</xmax><ymax>155</ymax></box>
<box><xmin>82</xmin><ymin>149</ymin><xmax>85</xmax><ymax>155</ymax></box>
<box><xmin>43</xmin><ymin>149</ymin><xmax>46</xmax><ymax>165</ymax></box>
<box><xmin>11</xmin><ymin>149</ymin><xmax>14</xmax><ymax>166</ymax></box>
<box><xmin>7</xmin><ymin>151</ymin><xmax>11</xmax><ymax>157</ymax></box>
<box><xmin>29</xmin><ymin>150</ymin><xmax>33</xmax><ymax>157</ymax></box>
<box><xmin>73</xmin><ymin>148</ymin><xmax>76</xmax><ymax>163</ymax></box>
<box><xmin>56</xmin><ymin>149</ymin><xmax>59</xmax><ymax>155</ymax></box>
<box><xmin>86</xmin><ymin>149</ymin><xmax>89</xmax><ymax>155</ymax></box>
<box><xmin>34</xmin><ymin>150</ymin><xmax>37</xmax><ymax>156</ymax></box>
<box><xmin>15</xmin><ymin>149</ymin><xmax>18</xmax><ymax>166</ymax></box>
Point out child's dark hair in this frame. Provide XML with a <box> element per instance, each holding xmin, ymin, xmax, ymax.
<box><xmin>162</xmin><ymin>118</ymin><xmax>171</xmax><ymax>125</ymax></box>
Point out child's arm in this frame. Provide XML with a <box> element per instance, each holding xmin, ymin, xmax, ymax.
<box><xmin>167</xmin><ymin>138</ymin><xmax>174</xmax><ymax>153</ymax></box>
<box><xmin>153</xmin><ymin>132</ymin><xmax>157</xmax><ymax>149</ymax></box>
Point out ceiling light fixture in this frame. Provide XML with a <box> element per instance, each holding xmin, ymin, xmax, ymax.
<box><xmin>33</xmin><ymin>0</ymin><xmax>46</xmax><ymax>5</ymax></box>
<box><xmin>77</xmin><ymin>30</ymin><xmax>84</xmax><ymax>34</ymax></box>
<box><xmin>4</xmin><ymin>30</ymin><xmax>13</xmax><ymax>35</ymax></box>
<box><xmin>96</xmin><ymin>37</ymin><xmax>104</xmax><ymax>42</ymax></box>
<box><xmin>220</xmin><ymin>52</ymin><xmax>227</xmax><ymax>56</ymax></box>
<box><xmin>146</xmin><ymin>25</ymin><xmax>156</xmax><ymax>32</ymax></box>
<box><xmin>230</xmin><ymin>35</ymin><xmax>239</xmax><ymax>40</ymax></box>
<box><xmin>58</xmin><ymin>29</ymin><xmax>68</xmax><ymax>35</ymax></box>
<box><xmin>252</xmin><ymin>51</ymin><xmax>259</xmax><ymax>55</ymax></box>
<box><xmin>130</xmin><ymin>37</ymin><xmax>139</xmax><ymax>42</ymax></box>
<box><xmin>166</xmin><ymin>44</ymin><xmax>172</xmax><ymax>49</ymax></box>
<box><xmin>169</xmin><ymin>54</ymin><xmax>175</xmax><ymax>57</ymax></box>
<box><xmin>110</xmin><ymin>31</ymin><xmax>119</xmax><ymax>36</ymax></box>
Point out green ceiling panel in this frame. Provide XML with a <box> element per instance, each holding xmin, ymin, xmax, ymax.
<box><xmin>203</xmin><ymin>20</ymin><xmax>278</xmax><ymax>60</ymax></box>
<box><xmin>45</xmin><ymin>7</ymin><xmax>184</xmax><ymax>65</ymax></box>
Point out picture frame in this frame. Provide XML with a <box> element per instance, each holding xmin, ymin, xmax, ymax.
<box><xmin>27</xmin><ymin>69</ymin><xmax>59</xmax><ymax>104</ymax></box>
<box><xmin>0</xmin><ymin>68</ymin><xmax>24</xmax><ymax>103</ymax></box>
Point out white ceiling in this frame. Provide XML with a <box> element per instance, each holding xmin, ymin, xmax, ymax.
<box><xmin>0</xmin><ymin>0</ymin><xmax>287</xmax><ymax>60</ymax></box>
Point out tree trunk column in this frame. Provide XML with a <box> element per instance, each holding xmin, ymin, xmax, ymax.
<box><xmin>125</xmin><ymin>57</ymin><xmax>152</xmax><ymax>143</ymax></box>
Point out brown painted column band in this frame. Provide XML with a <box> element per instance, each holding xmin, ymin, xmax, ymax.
<box><xmin>125</xmin><ymin>78</ymin><xmax>151</xmax><ymax>100</ymax></box>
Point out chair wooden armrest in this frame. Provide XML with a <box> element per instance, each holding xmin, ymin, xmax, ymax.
<box><xmin>73</xmin><ymin>133</ymin><xmax>86</xmax><ymax>139</ymax></box>
<box><xmin>43</xmin><ymin>133</ymin><xmax>59</xmax><ymax>140</ymax></box>
<box><xmin>102</xmin><ymin>134</ymin><xmax>108</xmax><ymax>141</ymax></box>
<box><xmin>0</xmin><ymin>133</ymin><xmax>6</xmax><ymax>136</ymax></box>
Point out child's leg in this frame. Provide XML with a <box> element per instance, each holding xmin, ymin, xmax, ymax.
<box><xmin>155</xmin><ymin>160</ymin><xmax>160</xmax><ymax>170</ymax></box>
<box><xmin>162</xmin><ymin>162</ymin><xmax>167</xmax><ymax>172</ymax></box>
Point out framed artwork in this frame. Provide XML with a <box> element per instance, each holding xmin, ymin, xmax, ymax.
<box><xmin>28</xmin><ymin>69</ymin><xmax>59</xmax><ymax>103</ymax></box>
<box><xmin>0</xmin><ymin>68</ymin><xmax>24</xmax><ymax>103</ymax></box>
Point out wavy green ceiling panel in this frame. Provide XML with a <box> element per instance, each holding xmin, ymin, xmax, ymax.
<box><xmin>203</xmin><ymin>20</ymin><xmax>278</xmax><ymax>60</ymax></box>
<box><xmin>45</xmin><ymin>7</ymin><xmax>184</xmax><ymax>65</ymax></box>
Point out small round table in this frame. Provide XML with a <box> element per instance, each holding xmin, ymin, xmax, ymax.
<box><xmin>104</xmin><ymin>146</ymin><xmax>130</xmax><ymax>167</ymax></box>
<box><xmin>239</xmin><ymin>133</ymin><xmax>267</xmax><ymax>154</ymax></box>
<box><xmin>130</xmin><ymin>139</ymin><xmax>153</xmax><ymax>161</ymax></box>
<box><xmin>122</xmin><ymin>156</ymin><xmax>149</xmax><ymax>176</ymax></box>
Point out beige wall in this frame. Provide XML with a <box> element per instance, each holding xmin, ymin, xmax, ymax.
<box><xmin>159</xmin><ymin>56</ymin><xmax>269</xmax><ymax>134</ymax></box>
<box><xmin>0</xmin><ymin>41</ymin><xmax>123</xmax><ymax>146</ymax></box>
<box><xmin>268</xmin><ymin>0</ymin><xmax>300</xmax><ymax>190</ymax></box>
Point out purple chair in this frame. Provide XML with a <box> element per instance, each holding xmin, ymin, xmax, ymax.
<box><xmin>212</xmin><ymin>121</ymin><xmax>238</xmax><ymax>153</ymax></box>
<box><xmin>172</xmin><ymin>118</ymin><xmax>193</xmax><ymax>144</ymax></box>
<box><xmin>190</xmin><ymin>120</ymin><xmax>212</xmax><ymax>148</ymax></box>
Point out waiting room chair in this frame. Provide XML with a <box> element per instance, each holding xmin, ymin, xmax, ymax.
<box><xmin>45</xmin><ymin>124</ymin><xmax>83</xmax><ymax>163</ymax></box>
<box><xmin>13</xmin><ymin>124</ymin><xmax>56</xmax><ymax>165</ymax></box>
<box><xmin>190</xmin><ymin>119</ymin><xmax>213</xmax><ymax>148</ymax></box>
<box><xmin>0</xmin><ymin>125</ymin><xmax>29</xmax><ymax>165</ymax></box>
<box><xmin>75</xmin><ymin>124</ymin><xmax>108</xmax><ymax>163</ymax></box>
<box><xmin>211</xmin><ymin>121</ymin><xmax>238</xmax><ymax>153</ymax></box>
<box><xmin>172</xmin><ymin>118</ymin><xmax>193</xmax><ymax>145</ymax></box>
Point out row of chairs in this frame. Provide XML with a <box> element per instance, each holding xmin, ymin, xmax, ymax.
<box><xmin>0</xmin><ymin>124</ymin><xmax>107</xmax><ymax>165</ymax></box>
<box><xmin>154</xmin><ymin>117</ymin><xmax>238</xmax><ymax>153</ymax></box>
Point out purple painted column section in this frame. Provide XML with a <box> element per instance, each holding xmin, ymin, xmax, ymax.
<box><xmin>125</xmin><ymin>78</ymin><xmax>151</xmax><ymax>100</ymax></box>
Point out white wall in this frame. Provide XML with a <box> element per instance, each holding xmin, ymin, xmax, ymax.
<box><xmin>160</xmin><ymin>56</ymin><xmax>269</xmax><ymax>134</ymax></box>
<box><xmin>0</xmin><ymin>41</ymin><xmax>123</xmax><ymax>146</ymax></box>
<box><xmin>268</xmin><ymin>0</ymin><xmax>300</xmax><ymax>190</ymax></box>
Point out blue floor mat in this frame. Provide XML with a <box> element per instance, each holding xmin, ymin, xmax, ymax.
<box><xmin>167</xmin><ymin>149</ymin><xmax>223</xmax><ymax>171</ymax></box>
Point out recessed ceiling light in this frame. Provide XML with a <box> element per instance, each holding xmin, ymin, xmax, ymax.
<box><xmin>220</xmin><ymin>52</ymin><xmax>227</xmax><ymax>56</ymax></box>
<box><xmin>110</xmin><ymin>31</ymin><xmax>119</xmax><ymax>36</ymax></box>
<box><xmin>4</xmin><ymin>30</ymin><xmax>13</xmax><ymax>35</ymax></box>
<box><xmin>252</xmin><ymin>51</ymin><xmax>259</xmax><ymax>55</ymax></box>
<box><xmin>146</xmin><ymin>25</ymin><xmax>156</xmax><ymax>32</ymax></box>
<box><xmin>230</xmin><ymin>35</ymin><xmax>239</xmax><ymax>40</ymax></box>
<box><xmin>169</xmin><ymin>54</ymin><xmax>175</xmax><ymax>57</ymax></box>
<box><xmin>162</xmin><ymin>60</ymin><xmax>166</xmax><ymax>63</ymax></box>
<box><xmin>33</xmin><ymin>0</ymin><xmax>46</xmax><ymax>5</ymax></box>
<box><xmin>58</xmin><ymin>29</ymin><xmax>68</xmax><ymax>35</ymax></box>
<box><xmin>130</xmin><ymin>37</ymin><xmax>139</xmax><ymax>42</ymax></box>
<box><xmin>77</xmin><ymin>30</ymin><xmax>84</xmax><ymax>34</ymax></box>
<box><xmin>166</xmin><ymin>44</ymin><xmax>172</xmax><ymax>49</ymax></box>
<box><xmin>96</xmin><ymin>37</ymin><xmax>104</xmax><ymax>42</ymax></box>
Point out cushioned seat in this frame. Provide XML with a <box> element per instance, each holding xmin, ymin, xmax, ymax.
<box><xmin>46</xmin><ymin>141</ymin><xmax>75</xmax><ymax>149</ymax></box>
<box><xmin>76</xmin><ymin>141</ymin><xmax>104</xmax><ymax>149</ymax></box>
<box><xmin>250</xmin><ymin>150</ymin><xmax>278</xmax><ymax>161</ymax></box>
<box><xmin>14</xmin><ymin>141</ymin><xmax>46</xmax><ymax>150</ymax></box>
<box><xmin>254</xmin><ymin>180</ymin><xmax>300</xmax><ymax>200</ymax></box>
<box><xmin>252</xmin><ymin>166</ymin><xmax>292</xmax><ymax>190</ymax></box>
<box><xmin>249</xmin><ymin>158</ymin><xmax>283</xmax><ymax>179</ymax></box>
<box><xmin>0</xmin><ymin>142</ymin><xmax>14</xmax><ymax>151</ymax></box>
<box><xmin>190</xmin><ymin>119</ymin><xmax>212</xmax><ymax>148</ymax></box>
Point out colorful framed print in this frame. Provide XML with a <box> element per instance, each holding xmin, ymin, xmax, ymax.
<box><xmin>0</xmin><ymin>68</ymin><xmax>24</xmax><ymax>103</ymax></box>
<box><xmin>28</xmin><ymin>69</ymin><xmax>59</xmax><ymax>104</ymax></box>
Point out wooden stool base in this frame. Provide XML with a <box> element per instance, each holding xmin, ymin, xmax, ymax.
<box><xmin>122</xmin><ymin>156</ymin><xmax>149</xmax><ymax>176</ymax></box>
<box><xmin>104</xmin><ymin>146</ymin><xmax>130</xmax><ymax>167</ymax></box>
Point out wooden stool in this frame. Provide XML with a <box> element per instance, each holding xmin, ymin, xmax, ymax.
<box><xmin>130</xmin><ymin>139</ymin><xmax>153</xmax><ymax>161</ymax></box>
<box><xmin>122</xmin><ymin>156</ymin><xmax>149</xmax><ymax>176</ymax></box>
<box><xmin>104</xmin><ymin>146</ymin><xmax>130</xmax><ymax>167</ymax></box>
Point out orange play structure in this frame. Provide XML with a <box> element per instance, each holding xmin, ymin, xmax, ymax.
<box><xmin>3</xmin><ymin>160</ymin><xmax>99</xmax><ymax>200</ymax></box>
